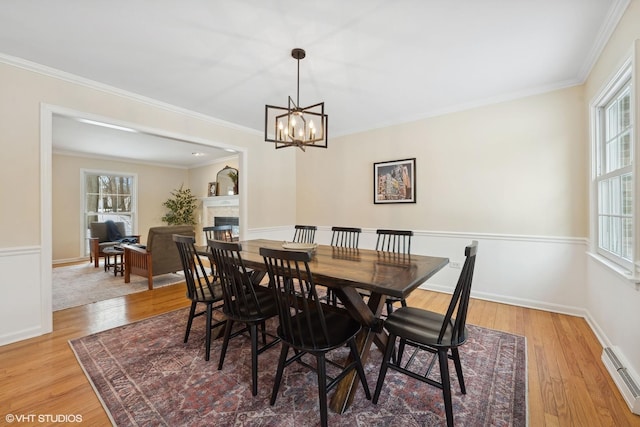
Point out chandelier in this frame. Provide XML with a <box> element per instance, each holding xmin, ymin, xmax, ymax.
<box><xmin>264</xmin><ymin>48</ymin><xmax>328</xmax><ymax>151</ymax></box>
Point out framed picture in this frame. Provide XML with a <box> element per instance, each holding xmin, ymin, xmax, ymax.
<box><xmin>207</xmin><ymin>182</ymin><xmax>217</xmax><ymax>197</ymax></box>
<box><xmin>373</xmin><ymin>158</ymin><xmax>416</xmax><ymax>204</ymax></box>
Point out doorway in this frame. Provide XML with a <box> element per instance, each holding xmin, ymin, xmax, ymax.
<box><xmin>43</xmin><ymin>105</ymin><xmax>248</xmax><ymax>318</ymax></box>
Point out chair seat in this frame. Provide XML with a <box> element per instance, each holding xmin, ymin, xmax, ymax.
<box><xmin>227</xmin><ymin>286</ymin><xmax>278</xmax><ymax>321</ymax></box>
<box><xmin>277</xmin><ymin>310</ymin><xmax>361</xmax><ymax>351</ymax></box>
<box><xmin>189</xmin><ymin>281</ymin><xmax>223</xmax><ymax>304</ymax></box>
<box><xmin>385</xmin><ymin>306</ymin><xmax>467</xmax><ymax>348</ymax></box>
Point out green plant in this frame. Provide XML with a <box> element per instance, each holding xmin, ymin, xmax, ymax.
<box><xmin>161</xmin><ymin>185</ymin><xmax>198</xmax><ymax>225</ymax></box>
<box><xmin>227</xmin><ymin>170</ymin><xmax>238</xmax><ymax>185</ymax></box>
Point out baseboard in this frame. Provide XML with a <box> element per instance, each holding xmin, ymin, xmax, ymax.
<box><xmin>53</xmin><ymin>256</ymin><xmax>88</xmax><ymax>265</ymax></box>
<box><xmin>602</xmin><ymin>347</ymin><xmax>640</xmax><ymax>415</ymax></box>
<box><xmin>420</xmin><ymin>283</ymin><xmax>588</xmax><ymax>318</ymax></box>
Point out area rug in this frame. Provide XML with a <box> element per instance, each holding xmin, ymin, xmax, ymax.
<box><xmin>70</xmin><ymin>308</ymin><xmax>527</xmax><ymax>426</ymax></box>
<box><xmin>53</xmin><ymin>263</ymin><xmax>185</xmax><ymax>311</ymax></box>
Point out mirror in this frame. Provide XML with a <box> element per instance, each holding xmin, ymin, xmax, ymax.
<box><xmin>216</xmin><ymin>165</ymin><xmax>238</xmax><ymax>196</ymax></box>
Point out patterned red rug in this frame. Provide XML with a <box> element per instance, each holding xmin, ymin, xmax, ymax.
<box><xmin>70</xmin><ymin>308</ymin><xmax>527</xmax><ymax>426</ymax></box>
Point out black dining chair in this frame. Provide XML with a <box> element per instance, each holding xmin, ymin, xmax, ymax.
<box><xmin>373</xmin><ymin>241</ymin><xmax>478</xmax><ymax>427</ymax></box>
<box><xmin>292</xmin><ymin>224</ymin><xmax>317</xmax><ymax>244</ymax></box>
<box><xmin>203</xmin><ymin>225</ymin><xmax>234</xmax><ymax>242</ymax></box>
<box><xmin>330</xmin><ymin>226</ymin><xmax>361</xmax><ymax>248</ymax></box>
<box><xmin>260</xmin><ymin>247</ymin><xmax>371</xmax><ymax>427</ymax></box>
<box><xmin>326</xmin><ymin>226</ymin><xmax>362</xmax><ymax>305</ymax></box>
<box><xmin>376</xmin><ymin>228</ymin><xmax>413</xmax><ymax>254</ymax></box>
<box><xmin>173</xmin><ymin>234</ymin><xmax>225</xmax><ymax>361</ymax></box>
<box><xmin>375</xmin><ymin>229</ymin><xmax>414</xmax><ymax>315</ymax></box>
<box><xmin>208</xmin><ymin>239</ymin><xmax>280</xmax><ymax>396</ymax></box>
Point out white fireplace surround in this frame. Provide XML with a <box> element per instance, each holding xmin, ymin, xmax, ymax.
<box><xmin>201</xmin><ymin>195</ymin><xmax>239</xmax><ymax>237</ymax></box>
<box><xmin>201</xmin><ymin>194</ymin><xmax>239</xmax><ymax>209</ymax></box>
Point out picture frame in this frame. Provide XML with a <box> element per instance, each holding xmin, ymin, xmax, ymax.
<box><xmin>373</xmin><ymin>158</ymin><xmax>416</xmax><ymax>204</ymax></box>
<box><xmin>207</xmin><ymin>182</ymin><xmax>217</xmax><ymax>197</ymax></box>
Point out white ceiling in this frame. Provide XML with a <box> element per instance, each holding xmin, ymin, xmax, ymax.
<box><xmin>0</xmin><ymin>0</ymin><xmax>628</xmax><ymax>167</ymax></box>
<box><xmin>52</xmin><ymin>115</ymin><xmax>235</xmax><ymax>168</ymax></box>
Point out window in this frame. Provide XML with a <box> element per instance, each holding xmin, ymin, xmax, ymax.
<box><xmin>592</xmin><ymin>61</ymin><xmax>634</xmax><ymax>271</ymax></box>
<box><xmin>83</xmin><ymin>170</ymin><xmax>137</xmax><ymax>255</ymax></box>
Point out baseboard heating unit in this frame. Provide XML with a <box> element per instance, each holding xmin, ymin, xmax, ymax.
<box><xmin>602</xmin><ymin>347</ymin><xmax>640</xmax><ymax>415</ymax></box>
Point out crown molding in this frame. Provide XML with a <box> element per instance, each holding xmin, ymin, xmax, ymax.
<box><xmin>0</xmin><ymin>52</ymin><xmax>261</xmax><ymax>136</ymax></box>
<box><xmin>576</xmin><ymin>0</ymin><xmax>631</xmax><ymax>82</ymax></box>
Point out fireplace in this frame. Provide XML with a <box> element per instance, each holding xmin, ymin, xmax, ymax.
<box><xmin>214</xmin><ymin>216</ymin><xmax>239</xmax><ymax>227</ymax></box>
<box><xmin>202</xmin><ymin>194</ymin><xmax>240</xmax><ymax>242</ymax></box>
<box><xmin>214</xmin><ymin>216</ymin><xmax>239</xmax><ymax>237</ymax></box>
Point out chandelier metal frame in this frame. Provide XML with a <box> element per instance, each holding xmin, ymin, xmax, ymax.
<box><xmin>264</xmin><ymin>48</ymin><xmax>328</xmax><ymax>151</ymax></box>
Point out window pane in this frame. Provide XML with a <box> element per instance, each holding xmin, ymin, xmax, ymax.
<box><xmin>607</xmin><ymin>103</ymin><xmax>618</xmax><ymax>140</ymax></box>
<box><xmin>599</xmin><ymin>180</ymin><xmax>608</xmax><ymax>214</ymax></box>
<box><xmin>622</xmin><ymin>217</ymin><xmax>633</xmax><ymax>261</ymax></box>
<box><xmin>620</xmin><ymin>89</ymin><xmax>630</xmax><ymax>128</ymax></box>
<box><xmin>599</xmin><ymin>215</ymin><xmax>610</xmax><ymax>252</ymax></box>
<box><xmin>621</xmin><ymin>131</ymin><xmax>632</xmax><ymax>167</ymax></box>
<box><xmin>622</xmin><ymin>173</ymin><xmax>632</xmax><ymax>215</ymax></box>
<box><xmin>611</xmin><ymin>176</ymin><xmax>620</xmax><ymax>215</ymax></box>
<box><xmin>605</xmin><ymin>139</ymin><xmax>618</xmax><ymax>172</ymax></box>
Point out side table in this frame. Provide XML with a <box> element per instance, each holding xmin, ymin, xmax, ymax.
<box><xmin>103</xmin><ymin>246</ymin><xmax>124</xmax><ymax>277</ymax></box>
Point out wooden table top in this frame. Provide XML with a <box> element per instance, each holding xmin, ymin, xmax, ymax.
<box><xmin>228</xmin><ymin>239</ymin><xmax>449</xmax><ymax>299</ymax></box>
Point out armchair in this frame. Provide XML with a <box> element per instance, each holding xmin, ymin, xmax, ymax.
<box><xmin>89</xmin><ymin>221</ymin><xmax>140</xmax><ymax>268</ymax></box>
<box><xmin>123</xmin><ymin>225</ymin><xmax>195</xmax><ymax>290</ymax></box>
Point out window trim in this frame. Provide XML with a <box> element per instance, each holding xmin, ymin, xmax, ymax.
<box><xmin>590</xmin><ymin>52</ymin><xmax>636</xmax><ymax>278</ymax></box>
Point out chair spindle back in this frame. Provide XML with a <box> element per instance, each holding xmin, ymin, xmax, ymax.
<box><xmin>292</xmin><ymin>225</ymin><xmax>317</xmax><ymax>244</ymax></box>
<box><xmin>208</xmin><ymin>240</ymin><xmax>265</xmax><ymax>319</ymax></box>
<box><xmin>440</xmin><ymin>240</ymin><xmax>478</xmax><ymax>345</ymax></box>
<box><xmin>173</xmin><ymin>234</ymin><xmax>218</xmax><ymax>301</ymax></box>
<box><xmin>330</xmin><ymin>226</ymin><xmax>362</xmax><ymax>248</ymax></box>
<box><xmin>260</xmin><ymin>247</ymin><xmax>329</xmax><ymax>350</ymax></box>
<box><xmin>375</xmin><ymin>229</ymin><xmax>413</xmax><ymax>254</ymax></box>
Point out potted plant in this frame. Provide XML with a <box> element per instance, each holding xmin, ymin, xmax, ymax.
<box><xmin>161</xmin><ymin>185</ymin><xmax>198</xmax><ymax>225</ymax></box>
<box><xmin>228</xmin><ymin>169</ymin><xmax>238</xmax><ymax>194</ymax></box>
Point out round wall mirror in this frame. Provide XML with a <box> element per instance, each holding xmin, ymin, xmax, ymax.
<box><xmin>216</xmin><ymin>166</ymin><xmax>238</xmax><ymax>196</ymax></box>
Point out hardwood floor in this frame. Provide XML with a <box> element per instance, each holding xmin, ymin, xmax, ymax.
<box><xmin>1</xmin><ymin>284</ymin><xmax>639</xmax><ymax>426</ymax></box>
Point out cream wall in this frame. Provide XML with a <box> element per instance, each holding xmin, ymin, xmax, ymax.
<box><xmin>189</xmin><ymin>158</ymin><xmax>239</xmax><ymax>200</ymax></box>
<box><xmin>296</xmin><ymin>85</ymin><xmax>587</xmax><ymax>238</ymax></box>
<box><xmin>52</xmin><ymin>153</ymin><xmax>190</xmax><ymax>261</ymax></box>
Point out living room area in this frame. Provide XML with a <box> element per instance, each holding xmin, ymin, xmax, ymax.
<box><xmin>51</xmin><ymin>115</ymin><xmax>242</xmax><ymax>310</ymax></box>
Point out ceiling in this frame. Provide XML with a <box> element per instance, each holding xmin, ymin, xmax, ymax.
<box><xmin>52</xmin><ymin>115</ymin><xmax>235</xmax><ymax>168</ymax></box>
<box><xmin>0</xmin><ymin>0</ymin><xmax>628</xmax><ymax>167</ymax></box>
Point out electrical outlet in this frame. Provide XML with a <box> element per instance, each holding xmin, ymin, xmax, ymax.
<box><xmin>449</xmin><ymin>261</ymin><xmax>461</xmax><ymax>269</ymax></box>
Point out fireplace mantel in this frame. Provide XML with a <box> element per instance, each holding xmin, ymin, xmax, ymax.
<box><xmin>201</xmin><ymin>195</ymin><xmax>239</xmax><ymax>208</ymax></box>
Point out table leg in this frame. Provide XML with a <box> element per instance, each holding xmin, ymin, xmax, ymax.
<box><xmin>113</xmin><ymin>253</ymin><xmax>123</xmax><ymax>277</ymax></box>
<box><xmin>329</xmin><ymin>288</ymin><xmax>386</xmax><ymax>414</ymax></box>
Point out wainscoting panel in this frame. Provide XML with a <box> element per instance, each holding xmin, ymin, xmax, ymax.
<box><xmin>286</xmin><ymin>226</ymin><xmax>589</xmax><ymax>316</ymax></box>
<box><xmin>0</xmin><ymin>246</ymin><xmax>49</xmax><ymax>346</ymax></box>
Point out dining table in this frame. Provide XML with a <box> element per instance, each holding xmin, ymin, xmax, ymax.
<box><xmin>200</xmin><ymin>238</ymin><xmax>449</xmax><ymax>414</ymax></box>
